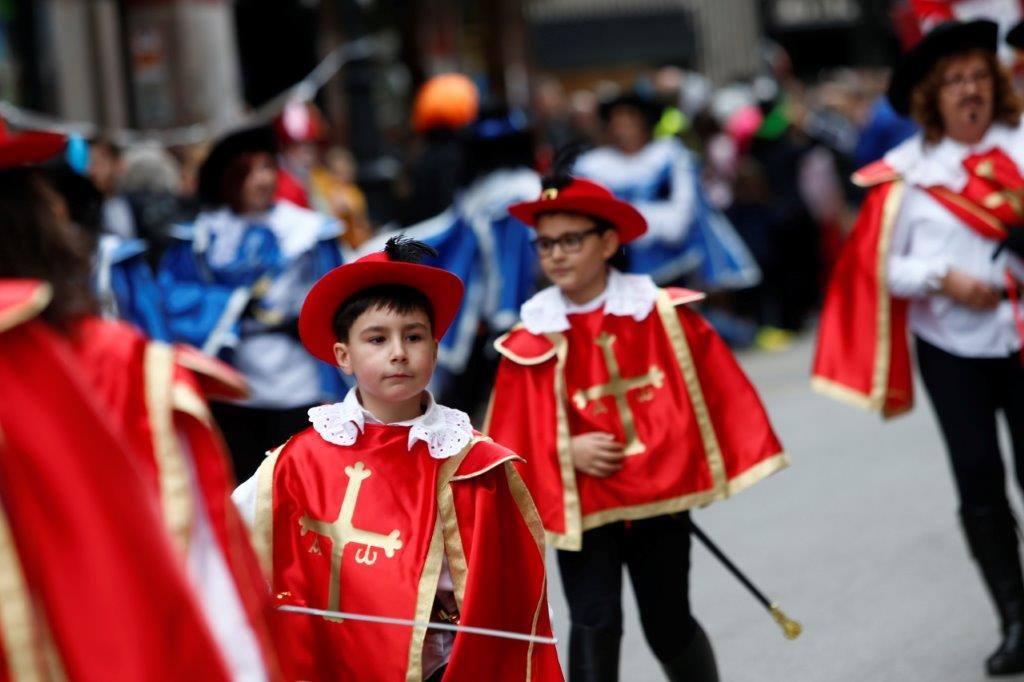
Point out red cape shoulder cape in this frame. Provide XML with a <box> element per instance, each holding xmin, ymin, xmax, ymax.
<box><xmin>251</xmin><ymin>425</ymin><xmax>563</xmax><ymax>681</ymax></box>
<box><xmin>486</xmin><ymin>287</ymin><xmax>787</xmax><ymax>551</ymax></box>
<box><xmin>0</xmin><ymin>280</ymin><xmax>232</xmax><ymax>681</ymax></box>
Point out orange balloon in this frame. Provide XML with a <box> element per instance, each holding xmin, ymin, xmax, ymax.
<box><xmin>411</xmin><ymin>74</ymin><xmax>479</xmax><ymax>132</ymax></box>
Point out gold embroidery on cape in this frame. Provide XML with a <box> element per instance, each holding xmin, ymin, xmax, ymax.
<box><xmin>299</xmin><ymin>461</ymin><xmax>403</xmax><ymax>619</ymax></box>
<box><xmin>571</xmin><ymin>332</ymin><xmax>665</xmax><ymax>456</ymax></box>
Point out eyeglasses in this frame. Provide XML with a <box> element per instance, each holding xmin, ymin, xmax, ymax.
<box><xmin>941</xmin><ymin>70</ymin><xmax>993</xmax><ymax>90</ymax></box>
<box><xmin>532</xmin><ymin>226</ymin><xmax>608</xmax><ymax>256</ymax></box>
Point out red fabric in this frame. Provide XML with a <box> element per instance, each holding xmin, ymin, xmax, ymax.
<box><xmin>488</xmin><ymin>300</ymin><xmax>784</xmax><ymax>542</ymax></box>
<box><xmin>923</xmin><ymin>148</ymin><xmax>1024</xmax><ymax>239</ymax></box>
<box><xmin>298</xmin><ymin>251</ymin><xmax>465</xmax><ymax>364</ymax></box>
<box><xmin>0</xmin><ymin>119</ymin><xmax>66</xmax><ymax>169</ymax></box>
<box><xmin>813</xmin><ymin>182</ymin><xmax>914</xmax><ymax>417</ymax></box>
<box><xmin>269</xmin><ymin>426</ymin><xmax>561</xmax><ymax>681</ymax></box>
<box><xmin>0</xmin><ymin>305</ymin><xmax>230</xmax><ymax>681</ymax></box>
<box><xmin>275</xmin><ymin>169</ymin><xmax>311</xmax><ymax>208</ymax></box>
<box><xmin>67</xmin><ymin>316</ymin><xmax>281</xmax><ymax>678</ymax></box>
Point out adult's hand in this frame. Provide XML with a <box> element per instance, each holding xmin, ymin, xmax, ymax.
<box><xmin>940</xmin><ymin>268</ymin><xmax>1000</xmax><ymax>309</ymax></box>
<box><xmin>570</xmin><ymin>432</ymin><xmax>625</xmax><ymax>478</ymax></box>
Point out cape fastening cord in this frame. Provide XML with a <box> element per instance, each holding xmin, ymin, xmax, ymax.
<box><xmin>689</xmin><ymin>520</ymin><xmax>803</xmax><ymax>640</ymax></box>
<box><xmin>277</xmin><ymin>605</ymin><xmax>559</xmax><ymax>645</ymax></box>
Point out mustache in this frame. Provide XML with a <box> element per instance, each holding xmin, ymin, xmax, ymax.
<box><xmin>958</xmin><ymin>95</ymin><xmax>985</xmax><ymax>108</ymax></box>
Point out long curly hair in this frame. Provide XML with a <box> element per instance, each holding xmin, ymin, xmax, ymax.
<box><xmin>910</xmin><ymin>48</ymin><xmax>1022</xmax><ymax>144</ymax></box>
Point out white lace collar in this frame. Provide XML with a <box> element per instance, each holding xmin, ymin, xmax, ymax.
<box><xmin>884</xmin><ymin>121</ymin><xmax>1024</xmax><ymax>191</ymax></box>
<box><xmin>308</xmin><ymin>389</ymin><xmax>473</xmax><ymax>460</ymax></box>
<box><xmin>520</xmin><ymin>268</ymin><xmax>659</xmax><ymax>334</ymax></box>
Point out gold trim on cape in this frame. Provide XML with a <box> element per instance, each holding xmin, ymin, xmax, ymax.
<box><xmin>549</xmin><ymin>332</ymin><xmax>583</xmax><ymax>551</ymax></box>
<box><xmin>143</xmin><ymin>342</ymin><xmax>194</xmax><ymax>554</ymax></box>
<box><xmin>0</xmin><ymin>283</ymin><xmax>52</xmax><ymax>334</ymax></box>
<box><xmin>0</xmin><ymin>498</ymin><xmax>52</xmax><ymax>682</ymax></box>
<box><xmin>655</xmin><ymin>290</ymin><xmax>728</xmax><ymax>493</ymax></box>
<box><xmin>505</xmin><ymin>462</ymin><xmax>548</xmax><ymax>680</ymax></box>
<box><xmin>252</xmin><ymin>443</ymin><xmax>286</xmax><ymax>577</ymax></box>
<box><xmin>869</xmin><ymin>180</ymin><xmax>905</xmax><ymax>412</ymax></box>
<box><xmin>171</xmin><ymin>383</ymin><xmax>213</xmax><ymax>427</ymax></box>
<box><xmin>493</xmin><ymin>326</ymin><xmax>558</xmax><ymax>366</ymax></box>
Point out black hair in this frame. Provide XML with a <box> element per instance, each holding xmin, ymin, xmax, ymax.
<box><xmin>330</xmin><ymin>235</ymin><xmax>439</xmax><ymax>342</ymax></box>
<box><xmin>331</xmin><ymin>284</ymin><xmax>435</xmax><ymax>342</ymax></box>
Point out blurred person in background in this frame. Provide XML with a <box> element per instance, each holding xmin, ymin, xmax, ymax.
<box><xmin>396</xmin><ymin>73</ymin><xmax>479</xmax><ymax>226</ymax></box>
<box><xmin>158</xmin><ymin>126</ymin><xmax>346</xmax><ymax>481</ymax></box>
<box><xmin>310</xmin><ymin>145</ymin><xmax>373</xmax><ymax>250</ymax></box>
<box><xmin>814</xmin><ymin>20</ymin><xmax>1024</xmax><ymax>676</ymax></box>
<box><xmin>88</xmin><ymin>136</ymin><xmax>136</xmax><ymax>239</ymax></box>
<box><xmin>0</xmin><ymin>123</ymin><xmax>279</xmax><ymax>680</ymax></box>
<box><xmin>273</xmin><ymin>101</ymin><xmax>329</xmax><ymax>209</ymax></box>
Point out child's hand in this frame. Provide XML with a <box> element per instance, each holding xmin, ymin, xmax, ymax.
<box><xmin>570</xmin><ymin>432</ymin><xmax>625</xmax><ymax>478</ymax></box>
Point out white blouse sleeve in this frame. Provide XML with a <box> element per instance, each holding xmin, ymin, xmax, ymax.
<box><xmin>886</xmin><ymin>189</ymin><xmax>950</xmax><ymax>299</ymax></box>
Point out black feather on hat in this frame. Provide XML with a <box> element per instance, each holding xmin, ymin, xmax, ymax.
<box><xmin>197</xmin><ymin>126</ymin><xmax>278</xmax><ymax>208</ymax></box>
<box><xmin>887</xmin><ymin>20</ymin><xmax>998</xmax><ymax>117</ymax></box>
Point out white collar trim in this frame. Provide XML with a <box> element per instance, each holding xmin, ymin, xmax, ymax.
<box><xmin>308</xmin><ymin>389</ymin><xmax>473</xmax><ymax>460</ymax></box>
<box><xmin>519</xmin><ymin>268</ymin><xmax>659</xmax><ymax>334</ymax></box>
<box><xmin>884</xmin><ymin>122</ymin><xmax>1024</xmax><ymax>191</ymax></box>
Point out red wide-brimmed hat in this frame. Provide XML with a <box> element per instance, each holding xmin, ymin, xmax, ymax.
<box><xmin>508</xmin><ymin>177</ymin><xmax>647</xmax><ymax>245</ymax></box>
<box><xmin>0</xmin><ymin>119</ymin><xmax>67</xmax><ymax>169</ymax></box>
<box><xmin>298</xmin><ymin>241</ymin><xmax>464</xmax><ymax>364</ymax></box>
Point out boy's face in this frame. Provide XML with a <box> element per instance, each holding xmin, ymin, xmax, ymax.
<box><xmin>332</xmin><ymin>306</ymin><xmax>437</xmax><ymax>404</ymax></box>
<box><xmin>535</xmin><ymin>213</ymin><xmax>620</xmax><ymax>299</ymax></box>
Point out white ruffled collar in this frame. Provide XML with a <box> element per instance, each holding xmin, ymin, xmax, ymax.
<box><xmin>520</xmin><ymin>268</ymin><xmax>659</xmax><ymax>334</ymax></box>
<box><xmin>307</xmin><ymin>389</ymin><xmax>473</xmax><ymax>460</ymax></box>
<box><xmin>884</xmin><ymin>121</ymin><xmax>1024</xmax><ymax>191</ymax></box>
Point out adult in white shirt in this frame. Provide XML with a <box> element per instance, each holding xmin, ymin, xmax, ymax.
<box><xmin>815</xmin><ymin>19</ymin><xmax>1024</xmax><ymax>677</ymax></box>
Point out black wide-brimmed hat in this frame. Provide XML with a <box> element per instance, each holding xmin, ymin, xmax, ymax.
<box><xmin>197</xmin><ymin>126</ymin><xmax>278</xmax><ymax>207</ymax></box>
<box><xmin>598</xmin><ymin>92</ymin><xmax>665</xmax><ymax>128</ymax></box>
<box><xmin>887</xmin><ymin>19</ymin><xmax>998</xmax><ymax>116</ymax></box>
<box><xmin>1007</xmin><ymin>20</ymin><xmax>1024</xmax><ymax>50</ymax></box>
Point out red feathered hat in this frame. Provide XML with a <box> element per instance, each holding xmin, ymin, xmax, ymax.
<box><xmin>0</xmin><ymin>119</ymin><xmax>67</xmax><ymax>169</ymax></box>
<box><xmin>508</xmin><ymin>177</ymin><xmax>647</xmax><ymax>245</ymax></box>
<box><xmin>298</xmin><ymin>237</ymin><xmax>464</xmax><ymax>364</ymax></box>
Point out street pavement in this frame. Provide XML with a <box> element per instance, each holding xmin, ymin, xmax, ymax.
<box><xmin>545</xmin><ymin>332</ymin><xmax>1024</xmax><ymax>681</ymax></box>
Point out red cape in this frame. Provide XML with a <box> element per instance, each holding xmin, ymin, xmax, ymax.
<box><xmin>0</xmin><ymin>280</ymin><xmax>230</xmax><ymax>681</ymax></box>
<box><xmin>252</xmin><ymin>425</ymin><xmax>563</xmax><ymax>681</ymax></box>
<box><xmin>486</xmin><ymin>288</ymin><xmax>787</xmax><ymax>551</ymax></box>
<box><xmin>813</xmin><ymin>150</ymin><xmax>1020</xmax><ymax>418</ymax></box>
<box><xmin>67</xmin><ymin>315</ymin><xmax>280</xmax><ymax>676</ymax></box>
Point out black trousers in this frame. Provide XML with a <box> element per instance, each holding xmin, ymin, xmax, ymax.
<box><xmin>916</xmin><ymin>337</ymin><xmax>1024</xmax><ymax>515</ymax></box>
<box><xmin>556</xmin><ymin>512</ymin><xmax>698</xmax><ymax>662</ymax></box>
<box><xmin>210</xmin><ymin>401</ymin><xmax>315</xmax><ymax>483</ymax></box>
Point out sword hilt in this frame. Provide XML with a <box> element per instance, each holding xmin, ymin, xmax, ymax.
<box><xmin>769</xmin><ymin>603</ymin><xmax>802</xmax><ymax>640</ymax></box>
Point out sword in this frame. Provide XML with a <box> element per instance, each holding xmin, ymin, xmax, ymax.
<box><xmin>689</xmin><ymin>520</ymin><xmax>802</xmax><ymax>641</ymax></box>
<box><xmin>277</xmin><ymin>605</ymin><xmax>559</xmax><ymax>645</ymax></box>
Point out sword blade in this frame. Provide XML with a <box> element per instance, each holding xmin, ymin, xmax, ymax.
<box><xmin>277</xmin><ymin>605</ymin><xmax>559</xmax><ymax>645</ymax></box>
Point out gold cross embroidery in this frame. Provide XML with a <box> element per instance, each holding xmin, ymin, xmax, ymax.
<box><xmin>571</xmin><ymin>332</ymin><xmax>665</xmax><ymax>456</ymax></box>
<box><xmin>975</xmin><ymin>159</ymin><xmax>1024</xmax><ymax>219</ymax></box>
<box><xmin>298</xmin><ymin>461</ymin><xmax>403</xmax><ymax>620</ymax></box>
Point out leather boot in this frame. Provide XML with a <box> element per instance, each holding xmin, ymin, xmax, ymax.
<box><xmin>659</xmin><ymin>622</ymin><xmax>719</xmax><ymax>682</ymax></box>
<box><xmin>568</xmin><ymin>625</ymin><xmax>621</xmax><ymax>682</ymax></box>
<box><xmin>960</xmin><ymin>506</ymin><xmax>1024</xmax><ymax>676</ymax></box>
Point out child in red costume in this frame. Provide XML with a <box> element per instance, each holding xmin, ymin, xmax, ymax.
<box><xmin>233</xmin><ymin>237</ymin><xmax>562</xmax><ymax>681</ymax></box>
<box><xmin>486</xmin><ymin>156</ymin><xmax>789</xmax><ymax>681</ymax></box>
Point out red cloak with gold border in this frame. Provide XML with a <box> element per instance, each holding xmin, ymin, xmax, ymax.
<box><xmin>485</xmin><ymin>287</ymin><xmax>788</xmax><ymax>551</ymax></box>
<box><xmin>812</xmin><ymin>150</ymin><xmax>1022</xmax><ymax>418</ymax></box>
<box><xmin>0</xmin><ymin>279</ymin><xmax>231</xmax><ymax>682</ymax></box>
<box><xmin>250</xmin><ymin>425</ymin><xmax>563</xmax><ymax>682</ymax></box>
<box><xmin>65</xmin><ymin>315</ymin><xmax>281</xmax><ymax>676</ymax></box>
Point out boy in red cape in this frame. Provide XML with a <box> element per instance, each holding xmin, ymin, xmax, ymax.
<box><xmin>486</xmin><ymin>155</ymin><xmax>788</xmax><ymax>681</ymax></box>
<box><xmin>233</xmin><ymin>237</ymin><xmax>562</xmax><ymax>681</ymax></box>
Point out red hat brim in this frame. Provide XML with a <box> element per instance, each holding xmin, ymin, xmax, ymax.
<box><xmin>0</xmin><ymin>131</ymin><xmax>67</xmax><ymax>169</ymax></box>
<box><xmin>508</xmin><ymin>194</ymin><xmax>647</xmax><ymax>245</ymax></box>
<box><xmin>298</xmin><ymin>260</ymin><xmax>464</xmax><ymax>364</ymax></box>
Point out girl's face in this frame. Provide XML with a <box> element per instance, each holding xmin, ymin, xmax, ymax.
<box><xmin>534</xmin><ymin>212</ymin><xmax>619</xmax><ymax>301</ymax></box>
<box><xmin>239</xmin><ymin>153</ymin><xmax>278</xmax><ymax>214</ymax></box>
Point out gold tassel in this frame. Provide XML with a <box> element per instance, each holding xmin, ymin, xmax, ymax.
<box><xmin>769</xmin><ymin>603</ymin><xmax>802</xmax><ymax>640</ymax></box>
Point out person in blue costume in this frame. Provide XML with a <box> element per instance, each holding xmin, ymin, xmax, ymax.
<box><xmin>158</xmin><ymin>126</ymin><xmax>345</xmax><ymax>480</ymax></box>
<box><xmin>46</xmin><ymin>163</ymin><xmax>172</xmax><ymax>341</ymax></box>
<box><xmin>853</xmin><ymin>95</ymin><xmax>919</xmax><ymax>168</ymax></box>
<box><xmin>575</xmin><ymin>92</ymin><xmax>760</xmax><ymax>291</ymax></box>
<box><xmin>364</xmin><ymin>106</ymin><xmax>540</xmax><ymax>413</ymax></box>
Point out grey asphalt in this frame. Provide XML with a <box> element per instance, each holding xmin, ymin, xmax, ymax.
<box><xmin>544</xmin><ymin>333</ymin><xmax>1024</xmax><ymax>682</ymax></box>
